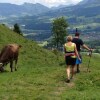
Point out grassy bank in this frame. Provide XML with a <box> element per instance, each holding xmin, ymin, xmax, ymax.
<box><xmin>0</xmin><ymin>25</ymin><xmax>100</xmax><ymax>100</ymax></box>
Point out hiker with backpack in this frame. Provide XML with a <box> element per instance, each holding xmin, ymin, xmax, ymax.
<box><xmin>64</xmin><ymin>35</ymin><xmax>81</xmax><ymax>83</ymax></box>
<box><xmin>72</xmin><ymin>32</ymin><xmax>92</xmax><ymax>73</ymax></box>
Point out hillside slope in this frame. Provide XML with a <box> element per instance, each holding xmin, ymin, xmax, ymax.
<box><xmin>0</xmin><ymin>24</ymin><xmax>100</xmax><ymax>100</ymax></box>
<box><xmin>0</xmin><ymin>24</ymin><xmax>59</xmax><ymax>66</ymax></box>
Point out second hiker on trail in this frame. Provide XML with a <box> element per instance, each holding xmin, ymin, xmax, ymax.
<box><xmin>72</xmin><ymin>32</ymin><xmax>92</xmax><ymax>73</ymax></box>
<box><xmin>64</xmin><ymin>36</ymin><xmax>81</xmax><ymax>83</ymax></box>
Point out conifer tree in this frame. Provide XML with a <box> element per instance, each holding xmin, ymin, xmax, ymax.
<box><xmin>13</xmin><ymin>23</ymin><xmax>21</xmax><ymax>34</ymax></box>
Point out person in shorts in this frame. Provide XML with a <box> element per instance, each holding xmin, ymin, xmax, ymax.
<box><xmin>64</xmin><ymin>35</ymin><xmax>81</xmax><ymax>83</ymax></box>
<box><xmin>72</xmin><ymin>32</ymin><xmax>92</xmax><ymax>73</ymax></box>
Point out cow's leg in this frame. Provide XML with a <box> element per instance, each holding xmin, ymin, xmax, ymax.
<box><xmin>0</xmin><ymin>63</ymin><xmax>4</xmax><ymax>72</ymax></box>
<box><xmin>10</xmin><ymin>61</ymin><xmax>13</xmax><ymax>72</ymax></box>
<box><xmin>0</xmin><ymin>66</ymin><xmax>5</xmax><ymax>72</ymax></box>
<box><xmin>15</xmin><ymin>59</ymin><xmax>18</xmax><ymax>71</ymax></box>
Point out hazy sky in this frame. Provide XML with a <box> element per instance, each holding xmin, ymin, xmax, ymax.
<box><xmin>0</xmin><ymin>0</ymin><xmax>83</xmax><ymax>7</ymax></box>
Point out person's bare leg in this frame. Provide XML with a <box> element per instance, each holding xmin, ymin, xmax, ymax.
<box><xmin>66</xmin><ymin>65</ymin><xmax>70</xmax><ymax>83</ymax></box>
<box><xmin>71</xmin><ymin>65</ymin><xmax>75</xmax><ymax>79</ymax></box>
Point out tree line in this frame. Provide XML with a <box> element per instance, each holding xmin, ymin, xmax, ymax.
<box><xmin>12</xmin><ymin>17</ymin><xmax>100</xmax><ymax>54</ymax></box>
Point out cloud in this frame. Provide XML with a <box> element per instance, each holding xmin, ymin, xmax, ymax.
<box><xmin>42</xmin><ymin>0</ymin><xmax>83</xmax><ymax>7</ymax></box>
<box><xmin>0</xmin><ymin>0</ymin><xmax>83</xmax><ymax>7</ymax></box>
<box><xmin>32</xmin><ymin>0</ymin><xmax>83</xmax><ymax>7</ymax></box>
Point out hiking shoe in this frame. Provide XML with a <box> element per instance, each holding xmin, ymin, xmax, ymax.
<box><xmin>65</xmin><ymin>79</ymin><xmax>70</xmax><ymax>83</ymax></box>
<box><xmin>76</xmin><ymin>70</ymin><xmax>80</xmax><ymax>73</ymax></box>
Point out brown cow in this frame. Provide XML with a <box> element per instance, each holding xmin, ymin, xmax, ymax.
<box><xmin>0</xmin><ymin>44</ymin><xmax>21</xmax><ymax>72</ymax></box>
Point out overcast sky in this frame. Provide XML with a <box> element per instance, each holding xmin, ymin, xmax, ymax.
<box><xmin>0</xmin><ymin>0</ymin><xmax>83</xmax><ymax>7</ymax></box>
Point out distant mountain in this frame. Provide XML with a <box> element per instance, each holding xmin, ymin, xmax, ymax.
<box><xmin>19</xmin><ymin>0</ymin><xmax>100</xmax><ymax>31</ymax></box>
<box><xmin>0</xmin><ymin>3</ymin><xmax>49</xmax><ymax>16</ymax></box>
<box><xmin>38</xmin><ymin>0</ymin><xmax>100</xmax><ymax>18</ymax></box>
<box><xmin>78</xmin><ymin>0</ymin><xmax>89</xmax><ymax>5</ymax></box>
<box><xmin>78</xmin><ymin>0</ymin><xmax>100</xmax><ymax>5</ymax></box>
<box><xmin>51</xmin><ymin>4</ymin><xmax>74</xmax><ymax>10</ymax></box>
<box><xmin>0</xmin><ymin>0</ymin><xmax>100</xmax><ymax>41</ymax></box>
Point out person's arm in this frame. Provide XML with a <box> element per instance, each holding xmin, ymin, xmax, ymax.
<box><xmin>74</xmin><ymin>44</ymin><xmax>81</xmax><ymax>60</ymax></box>
<box><xmin>79</xmin><ymin>39</ymin><xmax>92</xmax><ymax>51</ymax></box>
<box><xmin>82</xmin><ymin>44</ymin><xmax>92</xmax><ymax>51</ymax></box>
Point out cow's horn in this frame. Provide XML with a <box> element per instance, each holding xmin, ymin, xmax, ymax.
<box><xmin>0</xmin><ymin>63</ymin><xmax>3</xmax><ymax>66</ymax></box>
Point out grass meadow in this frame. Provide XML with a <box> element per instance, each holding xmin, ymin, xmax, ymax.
<box><xmin>0</xmin><ymin>25</ymin><xmax>100</xmax><ymax>100</ymax></box>
<box><xmin>0</xmin><ymin>52</ymin><xmax>100</xmax><ymax>100</ymax></box>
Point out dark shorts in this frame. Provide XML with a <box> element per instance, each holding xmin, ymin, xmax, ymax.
<box><xmin>65</xmin><ymin>56</ymin><xmax>76</xmax><ymax>66</ymax></box>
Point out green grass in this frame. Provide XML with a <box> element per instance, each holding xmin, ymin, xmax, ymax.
<box><xmin>0</xmin><ymin>24</ymin><xmax>100</xmax><ymax>100</ymax></box>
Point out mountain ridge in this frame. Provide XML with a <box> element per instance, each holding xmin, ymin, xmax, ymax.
<box><xmin>0</xmin><ymin>0</ymin><xmax>100</xmax><ymax>41</ymax></box>
<box><xmin>22</xmin><ymin>0</ymin><xmax>100</xmax><ymax>32</ymax></box>
<box><xmin>0</xmin><ymin>3</ymin><xmax>49</xmax><ymax>16</ymax></box>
